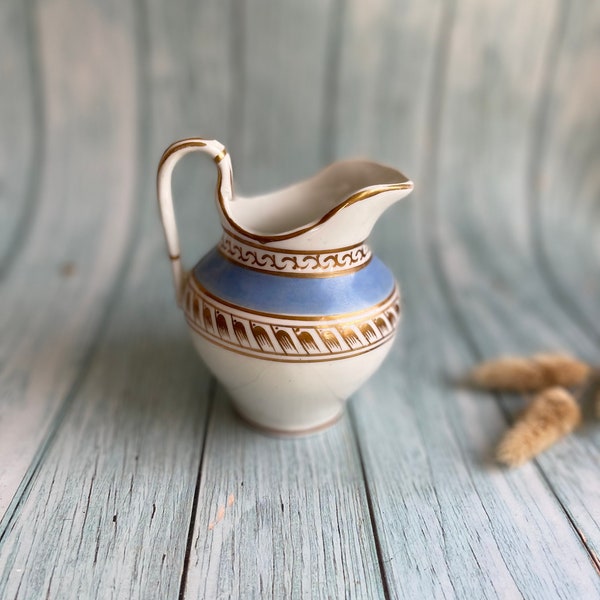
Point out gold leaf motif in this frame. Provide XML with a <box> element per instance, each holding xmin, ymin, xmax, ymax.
<box><xmin>251</xmin><ymin>323</ymin><xmax>273</xmax><ymax>349</ymax></box>
<box><xmin>216</xmin><ymin>311</ymin><xmax>229</xmax><ymax>339</ymax></box>
<box><xmin>360</xmin><ymin>323</ymin><xmax>378</xmax><ymax>343</ymax></box>
<box><xmin>274</xmin><ymin>329</ymin><xmax>296</xmax><ymax>353</ymax></box>
<box><xmin>203</xmin><ymin>304</ymin><xmax>213</xmax><ymax>331</ymax></box>
<box><xmin>338</xmin><ymin>327</ymin><xmax>361</xmax><ymax>348</ymax></box>
<box><xmin>232</xmin><ymin>318</ymin><xmax>249</xmax><ymax>345</ymax></box>
<box><xmin>184</xmin><ymin>279</ymin><xmax>400</xmax><ymax>362</ymax></box>
<box><xmin>319</xmin><ymin>330</ymin><xmax>342</xmax><ymax>352</ymax></box>
<box><xmin>374</xmin><ymin>316</ymin><xmax>389</xmax><ymax>334</ymax></box>
<box><xmin>294</xmin><ymin>328</ymin><xmax>319</xmax><ymax>352</ymax></box>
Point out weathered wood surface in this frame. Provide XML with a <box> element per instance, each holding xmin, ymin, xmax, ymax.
<box><xmin>1</xmin><ymin>0</ymin><xmax>599</xmax><ymax>598</ymax></box>
<box><xmin>0</xmin><ymin>0</ymin><xmax>140</xmax><ymax>522</ymax></box>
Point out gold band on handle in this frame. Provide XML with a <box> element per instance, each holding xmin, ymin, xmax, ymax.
<box><xmin>214</xmin><ymin>149</ymin><xmax>227</xmax><ymax>164</ymax></box>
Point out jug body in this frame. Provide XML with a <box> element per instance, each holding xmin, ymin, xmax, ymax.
<box><xmin>157</xmin><ymin>138</ymin><xmax>412</xmax><ymax>435</ymax></box>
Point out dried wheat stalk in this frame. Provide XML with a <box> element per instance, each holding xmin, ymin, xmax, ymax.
<box><xmin>468</xmin><ymin>353</ymin><xmax>590</xmax><ymax>392</ymax></box>
<box><xmin>496</xmin><ymin>387</ymin><xmax>581</xmax><ymax>467</ymax></box>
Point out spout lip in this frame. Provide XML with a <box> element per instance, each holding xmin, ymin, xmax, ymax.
<box><xmin>223</xmin><ymin>160</ymin><xmax>414</xmax><ymax>245</ymax></box>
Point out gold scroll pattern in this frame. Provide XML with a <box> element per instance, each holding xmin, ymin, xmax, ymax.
<box><xmin>218</xmin><ymin>231</ymin><xmax>372</xmax><ymax>277</ymax></box>
<box><xmin>184</xmin><ymin>279</ymin><xmax>401</xmax><ymax>363</ymax></box>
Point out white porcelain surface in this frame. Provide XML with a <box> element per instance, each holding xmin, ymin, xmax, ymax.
<box><xmin>157</xmin><ymin>137</ymin><xmax>413</xmax><ymax>435</ymax></box>
<box><xmin>190</xmin><ymin>329</ymin><xmax>397</xmax><ymax>434</ymax></box>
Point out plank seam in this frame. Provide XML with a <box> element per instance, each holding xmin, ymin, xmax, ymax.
<box><xmin>178</xmin><ymin>377</ymin><xmax>217</xmax><ymax>600</ymax></box>
<box><xmin>527</xmin><ymin>461</ymin><xmax>600</xmax><ymax>576</ymax></box>
<box><xmin>408</xmin><ymin>394</ymin><xmax>461</xmax><ymax>600</ymax></box>
<box><xmin>348</xmin><ymin>404</ymin><xmax>391</xmax><ymax>600</ymax></box>
<box><xmin>415</xmin><ymin>5</ymin><xmax>475</xmax><ymax>595</ymax></box>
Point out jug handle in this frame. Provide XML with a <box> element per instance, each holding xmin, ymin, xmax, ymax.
<box><xmin>157</xmin><ymin>138</ymin><xmax>232</xmax><ymax>306</ymax></box>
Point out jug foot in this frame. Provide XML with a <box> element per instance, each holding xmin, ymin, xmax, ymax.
<box><xmin>232</xmin><ymin>405</ymin><xmax>344</xmax><ymax>438</ymax></box>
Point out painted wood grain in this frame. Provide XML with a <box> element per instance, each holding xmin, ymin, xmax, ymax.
<box><xmin>0</xmin><ymin>0</ymin><xmax>599</xmax><ymax>598</ymax></box>
<box><xmin>0</xmin><ymin>240</ymin><xmax>212</xmax><ymax>598</ymax></box>
<box><xmin>145</xmin><ymin>0</ymin><xmax>235</xmax><ymax>261</ymax></box>
<box><xmin>228</xmin><ymin>0</ymin><xmax>339</xmax><ymax>193</ymax></box>
<box><xmin>336</xmin><ymin>0</ymin><xmax>600</xmax><ymax>597</ymax></box>
<box><xmin>428</xmin><ymin>0</ymin><xmax>600</xmax><ymax>565</ymax></box>
<box><xmin>530</xmin><ymin>0</ymin><xmax>600</xmax><ymax>344</ymax></box>
<box><xmin>0</xmin><ymin>0</ymin><xmax>140</xmax><ymax>524</ymax></box>
<box><xmin>0</xmin><ymin>0</ymin><xmax>227</xmax><ymax>596</ymax></box>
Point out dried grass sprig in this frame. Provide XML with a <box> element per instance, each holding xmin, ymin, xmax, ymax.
<box><xmin>496</xmin><ymin>387</ymin><xmax>581</xmax><ymax>467</ymax></box>
<box><xmin>467</xmin><ymin>353</ymin><xmax>590</xmax><ymax>393</ymax></box>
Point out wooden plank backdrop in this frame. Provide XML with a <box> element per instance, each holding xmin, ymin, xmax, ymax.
<box><xmin>1</xmin><ymin>0</ymin><xmax>599</xmax><ymax>598</ymax></box>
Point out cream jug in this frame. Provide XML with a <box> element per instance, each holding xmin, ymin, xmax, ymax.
<box><xmin>157</xmin><ymin>138</ymin><xmax>413</xmax><ymax>435</ymax></box>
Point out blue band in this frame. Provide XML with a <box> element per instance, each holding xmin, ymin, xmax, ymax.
<box><xmin>193</xmin><ymin>248</ymin><xmax>396</xmax><ymax>316</ymax></box>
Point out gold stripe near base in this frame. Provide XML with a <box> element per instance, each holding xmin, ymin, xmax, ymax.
<box><xmin>184</xmin><ymin>278</ymin><xmax>401</xmax><ymax>362</ymax></box>
<box><xmin>189</xmin><ymin>320</ymin><xmax>396</xmax><ymax>363</ymax></box>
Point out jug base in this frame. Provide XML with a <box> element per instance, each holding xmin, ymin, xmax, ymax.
<box><xmin>232</xmin><ymin>405</ymin><xmax>344</xmax><ymax>438</ymax></box>
<box><xmin>189</xmin><ymin>324</ymin><xmax>397</xmax><ymax>438</ymax></box>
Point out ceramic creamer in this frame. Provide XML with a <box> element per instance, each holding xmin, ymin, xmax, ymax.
<box><xmin>157</xmin><ymin>138</ymin><xmax>413</xmax><ymax>435</ymax></box>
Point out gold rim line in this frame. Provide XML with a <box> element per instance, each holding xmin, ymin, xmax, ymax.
<box><xmin>188</xmin><ymin>276</ymin><xmax>400</xmax><ymax>322</ymax></box>
<box><xmin>186</xmin><ymin>319</ymin><xmax>397</xmax><ymax>363</ymax></box>
<box><xmin>157</xmin><ymin>140</ymin><xmax>411</xmax><ymax>247</ymax></box>
<box><xmin>217</xmin><ymin>179</ymin><xmax>413</xmax><ymax>244</ymax></box>
<box><xmin>222</xmin><ymin>228</ymin><xmax>369</xmax><ymax>255</ymax></box>
<box><xmin>216</xmin><ymin>246</ymin><xmax>373</xmax><ymax>279</ymax></box>
<box><xmin>157</xmin><ymin>139</ymin><xmax>207</xmax><ymax>173</ymax></box>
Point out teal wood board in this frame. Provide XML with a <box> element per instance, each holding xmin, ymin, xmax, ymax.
<box><xmin>1</xmin><ymin>0</ymin><xmax>599</xmax><ymax>598</ymax></box>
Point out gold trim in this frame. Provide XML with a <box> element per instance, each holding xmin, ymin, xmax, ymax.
<box><xmin>169</xmin><ymin>253</ymin><xmax>181</xmax><ymax>260</ymax></box>
<box><xmin>217</xmin><ymin>181</ymin><xmax>413</xmax><ymax>245</ymax></box>
<box><xmin>189</xmin><ymin>276</ymin><xmax>398</xmax><ymax>322</ymax></box>
<box><xmin>217</xmin><ymin>248</ymin><xmax>372</xmax><ymax>278</ymax></box>
<box><xmin>214</xmin><ymin>149</ymin><xmax>227</xmax><ymax>164</ymax></box>
<box><xmin>217</xmin><ymin>231</ymin><xmax>372</xmax><ymax>278</ymax></box>
<box><xmin>158</xmin><ymin>140</ymin><xmax>412</xmax><ymax>251</ymax></box>
<box><xmin>158</xmin><ymin>139</ymin><xmax>207</xmax><ymax>171</ymax></box>
<box><xmin>183</xmin><ymin>279</ymin><xmax>400</xmax><ymax>363</ymax></box>
<box><xmin>188</xmin><ymin>319</ymin><xmax>396</xmax><ymax>364</ymax></box>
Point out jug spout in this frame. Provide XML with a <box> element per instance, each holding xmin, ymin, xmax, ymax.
<box><xmin>222</xmin><ymin>159</ymin><xmax>413</xmax><ymax>251</ymax></box>
<box><xmin>157</xmin><ymin>138</ymin><xmax>413</xmax><ymax>305</ymax></box>
<box><xmin>299</xmin><ymin>171</ymin><xmax>413</xmax><ymax>250</ymax></box>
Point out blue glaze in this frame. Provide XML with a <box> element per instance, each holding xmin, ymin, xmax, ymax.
<box><xmin>193</xmin><ymin>247</ymin><xmax>395</xmax><ymax>315</ymax></box>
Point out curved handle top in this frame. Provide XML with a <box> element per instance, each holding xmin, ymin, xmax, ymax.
<box><xmin>156</xmin><ymin>138</ymin><xmax>233</xmax><ymax>306</ymax></box>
